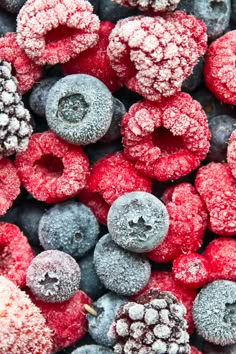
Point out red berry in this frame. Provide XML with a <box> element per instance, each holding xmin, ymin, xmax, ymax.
<box><xmin>227</xmin><ymin>129</ymin><xmax>236</xmax><ymax>179</ymax></box>
<box><xmin>191</xmin><ymin>347</ymin><xmax>202</xmax><ymax>354</ymax></box>
<box><xmin>172</xmin><ymin>253</ymin><xmax>210</xmax><ymax>289</ymax></box>
<box><xmin>195</xmin><ymin>162</ymin><xmax>236</xmax><ymax>236</ymax></box>
<box><xmin>0</xmin><ymin>223</ymin><xmax>34</xmax><ymax>288</ymax></box>
<box><xmin>0</xmin><ymin>158</ymin><xmax>21</xmax><ymax>216</ymax></box>
<box><xmin>78</xmin><ymin>152</ymin><xmax>152</xmax><ymax>224</ymax></box>
<box><xmin>107</xmin><ymin>12</ymin><xmax>207</xmax><ymax>101</ymax></box>
<box><xmin>147</xmin><ymin>183</ymin><xmax>208</xmax><ymax>263</ymax></box>
<box><xmin>121</xmin><ymin>93</ymin><xmax>210</xmax><ymax>181</ymax></box>
<box><xmin>61</xmin><ymin>21</ymin><xmax>122</xmax><ymax>92</ymax></box>
<box><xmin>16</xmin><ymin>0</ymin><xmax>100</xmax><ymax>65</ymax></box>
<box><xmin>204</xmin><ymin>31</ymin><xmax>236</xmax><ymax>105</ymax></box>
<box><xmin>203</xmin><ymin>238</ymin><xmax>236</xmax><ymax>282</ymax></box>
<box><xmin>28</xmin><ymin>289</ymin><xmax>92</xmax><ymax>351</ymax></box>
<box><xmin>15</xmin><ymin>131</ymin><xmax>89</xmax><ymax>203</ymax></box>
<box><xmin>132</xmin><ymin>271</ymin><xmax>197</xmax><ymax>333</ymax></box>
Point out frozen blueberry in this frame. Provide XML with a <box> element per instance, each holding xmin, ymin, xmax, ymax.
<box><xmin>203</xmin><ymin>342</ymin><xmax>236</xmax><ymax>353</ymax></box>
<box><xmin>114</xmin><ymin>86</ymin><xmax>142</xmax><ymax>111</ymax></box>
<box><xmin>100</xmin><ymin>98</ymin><xmax>126</xmax><ymax>143</ymax></box>
<box><xmin>232</xmin><ymin>0</ymin><xmax>236</xmax><ymax>22</ymax></box>
<box><xmin>46</xmin><ymin>74</ymin><xmax>113</xmax><ymax>145</ymax></box>
<box><xmin>0</xmin><ymin>0</ymin><xmax>26</xmax><ymax>13</ymax></box>
<box><xmin>39</xmin><ymin>200</ymin><xmax>99</xmax><ymax>259</ymax></box>
<box><xmin>98</xmin><ymin>0</ymin><xmax>140</xmax><ymax>23</ymax></box>
<box><xmin>182</xmin><ymin>57</ymin><xmax>204</xmax><ymax>93</ymax></box>
<box><xmin>193</xmin><ymin>280</ymin><xmax>236</xmax><ymax>346</ymax></box>
<box><xmin>71</xmin><ymin>345</ymin><xmax>113</xmax><ymax>354</ymax></box>
<box><xmin>84</xmin><ymin>140</ymin><xmax>123</xmax><ymax>164</ymax></box>
<box><xmin>107</xmin><ymin>192</ymin><xmax>169</xmax><ymax>253</ymax></box>
<box><xmin>94</xmin><ymin>234</ymin><xmax>151</xmax><ymax>296</ymax></box>
<box><xmin>26</xmin><ymin>250</ymin><xmax>81</xmax><ymax>302</ymax></box>
<box><xmin>29</xmin><ymin>77</ymin><xmax>60</xmax><ymax>118</ymax></box>
<box><xmin>0</xmin><ymin>9</ymin><xmax>16</xmax><ymax>35</ymax></box>
<box><xmin>79</xmin><ymin>251</ymin><xmax>106</xmax><ymax>300</ymax></box>
<box><xmin>207</xmin><ymin>115</ymin><xmax>236</xmax><ymax>162</ymax></box>
<box><xmin>87</xmin><ymin>292</ymin><xmax>127</xmax><ymax>347</ymax></box>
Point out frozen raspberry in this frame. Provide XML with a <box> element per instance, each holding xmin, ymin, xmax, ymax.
<box><xmin>78</xmin><ymin>152</ymin><xmax>151</xmax><ymax>224</ymax></box>
<box><xmin>227</xmin><ymin>129</ymin><xmax>236</xmax><ymax>179</ymax></box>
<box><xmin>110</xmin><ymin>289</ymin><xmax>190</xmax><ymax>354</ymax></box>
<box><xmin>16</xmin><ymin>0</ymin><xmax>100</xmax><ymax>65</ymax></box>
<box><xmin>0</xmin><ymin>223</ymin><xmax>34</xmax><ymax>287</ymax></box>
<box><xmin>191</xmin><ymin>347</ymin><xmax>202</xmax><ymax>354</ymax></box>
<box><xmin>0</xmin><ymin>158</ymin><xmax>20</xmax><ymax>215</ymax></box>
<box><xmin>204</xmin><ymin>31</ymin><xmax>236</xmax><ymax>105</ymax></box>
<box><xmin>113</xmin><ymin>0</ymin><xmax>180</xmax><ymax>12</ymax></box>
<box><xmin>28</xmin><ymin>289</ymin><xmax>92</xmax><ymax>351</ymax></box>
<box><xmin>61</xmin><ymin>21</ymin><xmax>122</xmax><ymax>92</ymax></box>
<box><xmin>147</xmin><ymin>183</ymin><xmax>208</xmax><ymax>263</ymax></box>
<box><xmin>107</xmin><ymin>12</ymin><xmax>207</xmax><ymax>101</ymax></box>
<box><xmin>15</xmin><ymin>131</ymin><xmax>89</xmax><ymax>203</ymax></box>
<box><xmin>195</xmin><ymin>162</ymin><xmax>236</xmax><ymax>236</ymax></box>
<box><xmin>0</xmin><ymin>276</ymin><xmax>53</xmax><ymax>354</ymax></box>
<box><xmin>133</xmin><ymin>271</ymin><xmax>197</xmax><ymax>333</ymax></box>
<box><xmin>0</xmin><ymin>33</ymin><xmax>42</xmax><ymax>94</ymax></box>
<box><xmin>172</xmin><ymin>253</ymin><xmax>210</xmax><ymax>289</ymax></box>
<box><xmin>203</xmin><ymin>238</ymin><xmax>236</xmax><ymax>282</ymax></box>
<box><xmin>121</xmin><ymin>93</ymin><xmax>210</xmax><ymax>181</ymax></box>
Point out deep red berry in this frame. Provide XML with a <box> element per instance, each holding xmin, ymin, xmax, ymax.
<box><xmin>195</xmin><ymin>162</ymin><xmax>236</xmax><ymax>236</ymax></box>
<box><xmin>227</xmin><ymin>129</ymin><xmax>236</xmax><ymax>179</ymax></box>
<box><xmin>132</xmin><ymin>271</ymin><xmax>197</xmax><ymax>333</ymax></box>
<box><xmin>204</xmin><ymin>31</ymin><xmax>236</xmax><ymax>105</ymax></box>
<box><xmin>78</xmin><ymin>152</ymin><xmax>152</xmax><ymax>224</ymax></box>
<box><xmin>28</xmin><ymin>289</ymin><xmax>92</xmax><ymax>351</ymax></box>
<box><xmin>0</xmin><ymin>223</ymin><xmax>34</xmax><ymax>288</ymax></box>
<box><xmin>15</xmin><ymin>131</ymin><xmax>89</xmax><ymax>203</ymax></box>
<box><xmin>203</xmin><ymin>238</ymin><xmax>236</xmax><ymax>282</ymax></box>
<box><xmin>16</xmin><ymin>0</ymin><xmax>100</xmax><ymax>65</ymax></box>
<box><xmin>0</xmin><ymin>158</ymin><xmax>21</xmax><ymax>216</ymax></box>
<box><xmin>147</xmin><ymin>183</ymin><xmax>207</xmax><ymax>263</ymax></box>
<box><xmin>107</xmin><ymin>12</ymin><xmax>207</xmax><ymax>101</ymax></box>
<box><xmin>61</xmin><ymin>21</ymin><xmax>122</xmax><ymax>92</ymax></box>
<box><xmin>172</xmin><ymin>253</ymin><xmax>210</xmax><ymax>289</ymax></box>
<box><xmin>191</xmin><ymin>347</ymin><xmax>202</xmax><ymax>354</ymax></box>
<box><xmin>121</xmin><ymin>93</ymin><xmax>210</xmax><ymax>181</ymax></box>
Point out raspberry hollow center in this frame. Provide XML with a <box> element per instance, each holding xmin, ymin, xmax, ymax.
<box><xmin>151</xmin><ymin>127</ymin><xmax>185</xmax><ymax>156</ymax></box>
<box><xmin>58</xmin><ymin>94</ymin><xmax>89</xmax><ymax>123</ymax></box>
<box><xmin>45</xmin><ymin>25</ymin><xmax>79</xmax><ymax>45</ymax></box>
<box><xmin>33</xmin><ymin>154</ymin><xmax>64</xmax><ymax>179</ymax></box>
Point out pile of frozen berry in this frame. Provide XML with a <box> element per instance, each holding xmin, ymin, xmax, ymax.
<box><xmin>0</xmin><ymin>0</ymin><xmax>236</xmax><ymax>353</ymax></box>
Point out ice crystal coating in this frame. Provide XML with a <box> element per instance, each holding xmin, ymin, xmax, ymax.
<box><xmin>0</xmin><ymin>0</ymin><xmax>26</xmax><ymax>13</ymax></box>
<box><xmin>94</xmin><ymin>234</ymin><xmax>151</xmax><ymax>296</ymax></box>
<box><xmin>71</xmin><ymin>345</ymin><xmax>114</xmax><ymax>354</ymax></box>
<box><xmin>107</xmin><ymin>11</ymin><xmax>207</xmax><ymax>101</ymax></box>
<box><xmin>46</xmin><ymin>74</ymin><xmax>113</xmax><ymax>145</ymax></box>
<box><xmin>113</xmin><ymin>0</ymin><xmax>180</xmax><ymax>12</ymax></box>
<box><xmin>26</xmin><ymin>250</ymin><xmax>81</xmax><ymax>302</ymax></box>
<box><xmin>16</xmin><ymin>0</ymin><xmax>100</xmax><ymax>65</ymax></box>
<box><xmin>227</xmin><ymin>129</ymin><xmax>236</xmax><ymax>179</ymax></box>
<box><xmin>0</xmin><ymin>276</ymin><xmax>53</xmax><ymax>354</ymax></box>
<box><xmin>193</xmin><ymin>280</ymin><xmax>236</xmax><ymax>346</ymax></box>
<box><xmin>107</xmin><ymin>191</ymin><xmax>169</xmax><ymax>253</ymax></box>
<box><xmin>0</xmin><ymin>158</ymin><xmax>20</xmax><ymax>215</ymax></box>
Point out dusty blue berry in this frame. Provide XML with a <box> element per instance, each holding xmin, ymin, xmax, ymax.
<box><xmin>71</xmin><ymin>345</ymin><xmax>113</xmax><ymax>354</ymax></box>
<box><xmin>101</xmin><ymin>97</ymin><xmax>126</xmax><ymax>143</ymax></box>
<box><xmin>0</xmin><ymin>0</ymin><xmax>26</xmax><ymax>13</ymax></box>
<box><xmin>84</xmin><ymin>140</ymin><xmax>123</xmax><ymax>164</ymax></box>
<box><xmin>203</xmin><ymin>342</ymin><xmax>236</xmax><ymax>353</ymax></box>
<box><xmin>0</xmin><ymin>9</ymin><xmax>16</xmax><ymax>35</ymax></box>
<box><xmin>182</xmin><ymin>57</ymin><xmax>203</xmax><ymax>93</ymax></box>
<box><xmin>98</xmin><ymin>0</ymin><xmax>140</xmax><ymax>22</ymax></box>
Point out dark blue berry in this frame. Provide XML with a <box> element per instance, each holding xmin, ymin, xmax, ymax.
<box><xmin>29</xmin><ymin>77</ymin><xmax>60</xmax><ymax>118</ymax></box>
<box><xmin>87</xmin><ymin>292</ymin><xmax>127</xmax><ymax>347</ymax></box>
<box><xmin>114</xmin><ymin>86</ymin><xmax>142</xmax><ymax>111</ymax></box>
<box><xmin>193</xmin><ymin>280</ymin><xmax>236</xmax><ymax>346</ymax></box>
<box><xmin>39</xmin><ymin>200</ymin><xmax>99</xmax><ymax>259</ymax></box>
<box><xmin>0</xmin><ymin>9</ymin><xmax>16</xmax><ymax>35</ymax></box>
<box><xmin>232</xmin><ymin>0</ymin><xmax>236</xmax><ymax>22</ymax></box>
<box><xmin>182</xmin><ymin>57</ymin><xmax>204</xmax><ymax>93</ymax></box>
<box><xmin>71</xmin><ymin>345</ymin><xmax>113</xmax><ymax>354</ymax></box>
<box><xmin>46</xmin><ymin>74</ymin><xmax>113</xmax><ymax>145</ymax></box>
<box><xmin>0</xmin><ymin>0</ymin><xmax>26</xmax><ymax>13</ymax></box>
<box><xmin>94</xmin><ymin>234</ymin><xmax>151</xmax><ymax>296</ymax></box>
<box><xmin>84</xmin><ymin>140</ymin><xmax>123</xmax><ymax>164</ymax></box>
<box><xmin>207</xmin><ymin>115</ymin><xmax>236</xmax><ymax>162</ymax></box>
<box><xmin>26</xmin><ymin>250</ymin><xmax>81</xmax><ymax>303</ymax></box>
<box><xmin>79</xmin><ymin>251</ymin><xmax>106</xmax><ymax>300</ymax></box>
<box><xmin>203</xmin><ymin>342</ymin><xmax>236</xmax><ymax>353</ymax></box>
<box><xmin>98</xmin><ymin>0</ymin><xmax>140</xmax><ymax>23</ymax></box>
<box><xmin>107</xmin><ymin>192</ymin><xmax>169</xmax><ymax>253</ymax></box>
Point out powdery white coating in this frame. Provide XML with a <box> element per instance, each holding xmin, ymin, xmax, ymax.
<box><xmin>0</xmin><ymin>276</ymin><xmax>53</xmax><ymax>354</ymax></box>
<box><xmin>107</xmin><ymin>191</ymin><xmax>169</xmax><ymax>253</ymax></box>
<box><xmin>227</xmin><ymin>130</ymin><xmax>236</xmax><ymax>179</ymax></box>
<box><xmin>94</xmin><ymin>234</ymin><xmax>151</xmax><ymax>296</ymax></box>
<box><xmin>16</xmin><ymin>0</ymin><xmax>100</xmax><ymax>65</ymax></box>
<box><xmin>71</xmin><ymin>345</ymin><xmax>113</xmax><ymax>354</ymax></box>
<box><xmin>113</xmin><ymin>0</ymin><xmax>180</xmax><ymax>12</ymax></box>
<box><xmin>0</xmin><ymin>158</ymin><xmax>20</xmax><ymax>215</ymax></box>
<box><xmin>107</xmin><ymin>11</ymin><xmax>207</xmax><ymax>101</ymax></box>
<box><xmin>193</xmin><ymin>280</ymin><xmax>236</xmax><ymax>346</ymax></box>
<box><xmin>46</xmin><ymin>74</ymin><xmax>113</xmax><ymax>145</ymax></box>
<box><xmin>87</xmin><ymin>292</ymin><xmax>128</xmax><ymax>347</ymax></box>
<box><xmin>26</xmin><ymin>250</ymin><xmax>81</xmax><ymax>302</ymax></box>
<box><xmin>39</xmin><ymin>200</ymin><xmax>99</xmax><ymax>259</ymax></box>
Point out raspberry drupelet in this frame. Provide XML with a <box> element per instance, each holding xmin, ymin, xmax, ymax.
<box><xmin>61</xmin><ymin>21</ymin><xmax>122</xmax><ymax>92</ymax></box>
<box><xmin>112</xmin><ymin>0</ymin><xmax>180</xmax><ymax>12</ymax></box>
<box><xmin>15</xmin><ymin>131</ymin><xmax>89</xmax><ymax>203</ymax></box>
<box><xmin>195</xmin><ymin>162</ymin><xmax>236</xmax><ymax>236</ymax></box>
<box><xmin>227</xmin><ymin>129</ymin><xmax>236</xmax><ymax>179</ymax></box>
<box><xmin>107</xmin><ymin>11</ymin><xmax>207</xmax><ymax>101</ymax></box>
<box><xmin>121</xmin><ymin>93</ymin><xmax>210</xmax><ymax>181</ymax></box>
<box><xmin>0</xmin><ymin>158</ymin><xmax>20</xmax><ymax>215</ymax></box>
<box><xmin>0</xmin><ymin>33</ymin><xmax>42</xmax><ymax>94</ymax></box>
<box><xmin>16</xmin><ymin>0</ymin><xmax>100</xmax><ymax>65</ymax></box>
